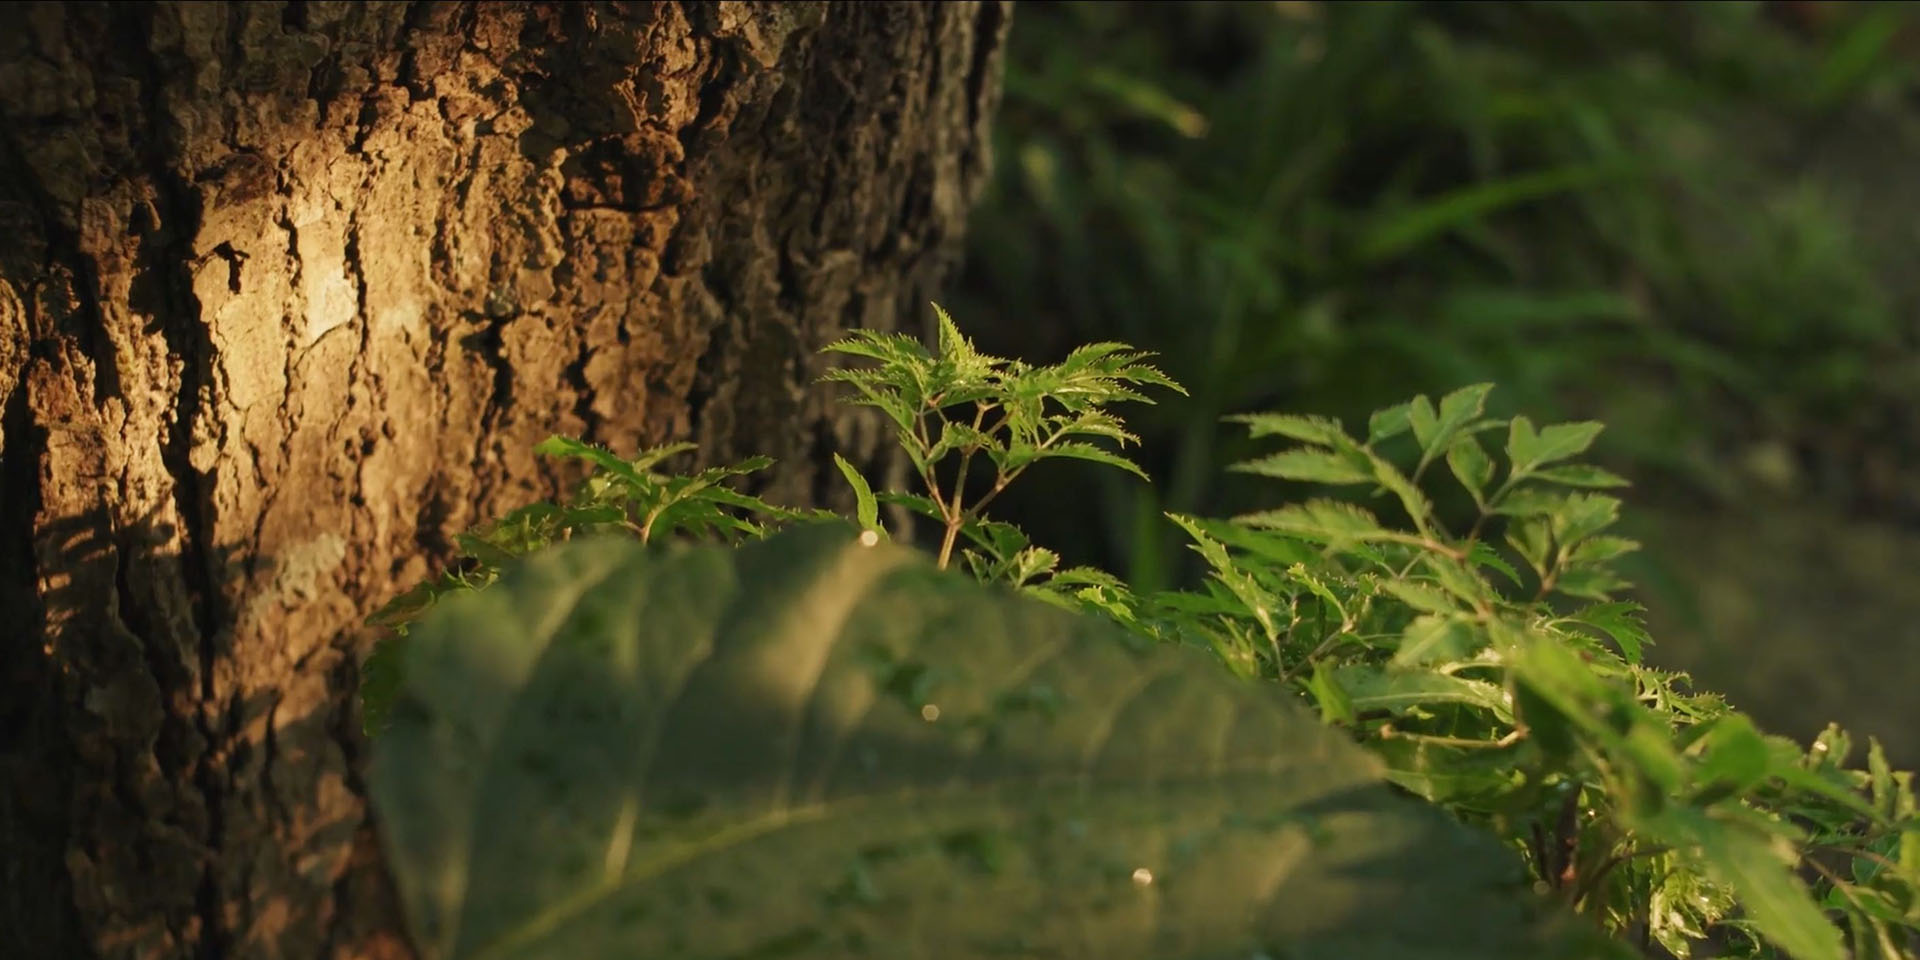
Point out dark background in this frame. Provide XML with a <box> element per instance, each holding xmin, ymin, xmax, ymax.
<box><xmin>953</xmin><ymin>0</ymin><xmax>1920</xmax><ymax>765</ymax></box>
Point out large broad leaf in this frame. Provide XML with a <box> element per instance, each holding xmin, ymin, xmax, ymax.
<box><xmin>369</xmin><ymin>525</ymin><xmax>1619</xmax><ymax>960</ymax></box>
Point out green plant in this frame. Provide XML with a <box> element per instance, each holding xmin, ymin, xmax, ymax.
<box><xmin>358</xmin><ymin>436</ymin><xmax>816</xmax><ymax>733</ymax></box>
<box><xmin>822</xmin><ymin>305</ymin><xmax>1183</xmax><ymax>569</ymax></box>
<box><xmin>1134</xmin><ymin>386</ymin><xmax>1920</xmax><ymax>959</ymax></box>
<box><xmin>364</xmin><ymin>310</ymin><xmax>1919</xmax><ymax>959</ymax></box>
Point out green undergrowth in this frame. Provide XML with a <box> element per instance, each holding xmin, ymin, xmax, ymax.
<box><xmin>958</xmin><ymin>1</ymin><xmax>1920</xmax><ymax>590</ymax></box>
<box><xmin>363</xmin><ymin>308</ymin><xmax>1918</xmax><ymax>960</ymax></box>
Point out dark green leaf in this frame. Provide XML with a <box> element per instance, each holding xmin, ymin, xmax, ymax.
<box><xmin>369</xmin><ymin>528</ymin><xmax>1611</xmax><ymax>960</ymax></box>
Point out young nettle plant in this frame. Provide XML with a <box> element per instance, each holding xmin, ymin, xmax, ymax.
<box><xmin>822</xmin><ymin>306</ymin><xmax>1184</xmax><ymax>573</ymax></box>
<box><xmin>365</xmin><ymin>436</ymin><xmax>812</xmax><ymax>636</ymax></box>
<box><xmin>358</xmin><ymin>436</ymin><xmax>814</xmax><ymax>732</ymax></box>
<box><xmin>362</xmin><ymin>307</ymin><xmax>1919</xmax><ymax>960</ymax></box>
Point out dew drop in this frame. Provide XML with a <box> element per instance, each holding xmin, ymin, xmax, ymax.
<box><xmin>1131</xmin><ymin>867</ymin><xmax>1154</xmax><ymax>886</ymax></box>
<box><xmin>920</xmin><ymin>704</ymin><xmax>940</xmax><ymax>722</ymax></box>
<box><xmin>858</xmin><ymin>530</ymin><xmax>880</xmax><ymax>547</ymax></box>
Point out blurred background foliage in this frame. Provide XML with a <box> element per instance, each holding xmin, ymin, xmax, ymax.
<box><xmin>952</xmin><ymin>0</ymin><xmax>1920</xmax><ymax>763</ymax></box>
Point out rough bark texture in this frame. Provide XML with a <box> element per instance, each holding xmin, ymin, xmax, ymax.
<box><xmin>0</xmin><ymin>2</ymin><xmax>1009</xmax><ymax>957</ymax></box>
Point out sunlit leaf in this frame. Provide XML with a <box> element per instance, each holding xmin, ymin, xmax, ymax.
<box><xmin>1226</xmin><ymin>412</ymin><xmax>1352</xmax><ymax>447</ymax></box>
<box><xmin>1232</xmin><ymin>447</ymin><xmax>1375</xmax><ymax>485</ymax></box>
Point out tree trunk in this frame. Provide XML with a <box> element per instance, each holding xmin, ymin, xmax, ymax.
<box><xmin>0</xmin><ymin>2</ymin><xmax>1009</xmax><ymax>957</ymax></box>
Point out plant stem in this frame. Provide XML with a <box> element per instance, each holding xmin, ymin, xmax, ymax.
<box><xmin>1377</xmin><ymin>725</ymin><xmax>1526</xmax><ymax>750</ymax></box>
<box><xmin>936</xmin><ymin>520</ymin><xmax>962</xmax><ymax>570</ymax></box>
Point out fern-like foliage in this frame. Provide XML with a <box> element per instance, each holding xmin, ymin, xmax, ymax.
<box><xmin>358</xmin><ymin>437</ymin><xmax>816</xmax><ymax>733</ymax></box>
<box><xmin>823</xmin><ymin>304</ymin><xmax>1184</xmax><ymax>569</ymax></box>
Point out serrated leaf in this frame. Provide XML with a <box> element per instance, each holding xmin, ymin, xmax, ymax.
<box><xmin>877</xmin><ymin>490</ymin><xmax>943</xmax><ymax>521</ymax></box>
<box><xmin>933</xmin><ymin>302</ymin><xmax>984</xmax><ymax>364</ymax></box>
<box><xmin>1231</xmin><ymin>447</ymin><xmax>1375</xmax><ymax>485</ymax></box>
<box><xmin>1335</xmin><ymin>665</ymin><xmax>1511</xmax><ymax>718</ymax></box>
<box><xmin>1492</xmin><ymin>487</ymin><xmax>1571</xmax><ymax>518</ymax></box>
<box><xmin>1288</xmin><ymin>563</ymin><xmax>1352</xmax><ymax>627</ymax></box>
<box><xmin>1551</xmin><ymin>494</ymin><xmax>1621</xmax><ymax>546</ymax></box>
<box><xmin>1551</xmin><ymin>567</ymin><xmax>1629</xmax><ymax>601</ymax></box>
<box><xmin>1508</xmin><ymin>420</ymin><xmax>1605</xmax><ymax>476</ymax></box>
<box><xmin>534</xmin><ymin>435</ymin><xmax>665</xmax><ymax>490</ymax></box>
<box><xmin>1033</xmin><ymin>440</ymin><xmax>1151</xmax><ymax>481</ymax></box>
<box><xmin>1565</xmin><ymin>602</ymin><xmax>1652</xmax><ymax>664</ymax></box>
<box><xmin>1226</xmin><ymin>412</ymin><xmax>1351</xmax><ymax>447</ymax></box>
<box><xmin>1368</xmin><ymin>402</ymin><xmax>1413</xmax><ymax>443</ymax></box>
<box><xmin>1506</xmin><ymin>518</ymin><xmax>1552</xmax><ymax>578</ymax></box>
<box><xmin>1368</xmin><ymin>453</ymin><xmax>1436</xmax><ymax>529</ymax></box>
<box><xmin>1565</xmin><ymin>535</ymin><xmax>1640</xmax><ymax>566</ymax></box>
<box><xmin>1415</xmin><ymin>384</ymin><xmax>1495</xmax><ymax>472</ymax></box>
<box><xmin>369</xmin><ymin>527</ymin><xmax>1610</xmax><ymax>960</ymax></box>
<box><xmin>1391</xmin><ymin>615</ymin><xmax>1485</xmax><ymax>668</ymax></box>
<box><xmin>1447</xmin><ymin>434</ymin><xmax>1495</xmax><ymax>504</ymax></box>
<box><xmin>832</xmin><ymin>454</ymin><xmax>882</xmax><ymax>536</ymax></box>
<box><xmin>1005</xmin><ymin>546</ymin><xmax>1060</xmax><ymax>587</ymax></box>
<box><xmin>1422</xmin><ymin>553</ymin><xmax>1495</xmax><ymax>607</ymax></box>
<box><xmin>1409</xmin><ymin>395</ymin><xmax>1439</xmax><ymax>448</ymax></box>
<box><xmin>1505</xmin><ymin>417</ymin><xmax>1540</xmax><ymax>477</ymax></box>
<box><xmin>1382</xmin><ymin>581</ymin><xmax>1458</xmax><ymax>616</ymax></box>
<box><xmin>1236</xmin><ymin>500</ymin><xmax>1385</xmax><ymax>545</ymax></box>
<box><xmin>1168</xmin><ymin>513</ymin><xmax>1281</xmax><ymax>643</ymax></box>
<box><xmin>1466</xmin><ymin>541</ymin><xmax>1525</xmax><ymax>589</ymax></box>
<box><xmin>1308</xmin><ymin>658</ymin><xmax>1357</xmax><ymax>725</ymax></box>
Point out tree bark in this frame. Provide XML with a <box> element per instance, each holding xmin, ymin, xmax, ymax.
<box><xmin>0</xmin><ymin>2</ymin><xmax>1009</xmax><ymax>957</ymax></box>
